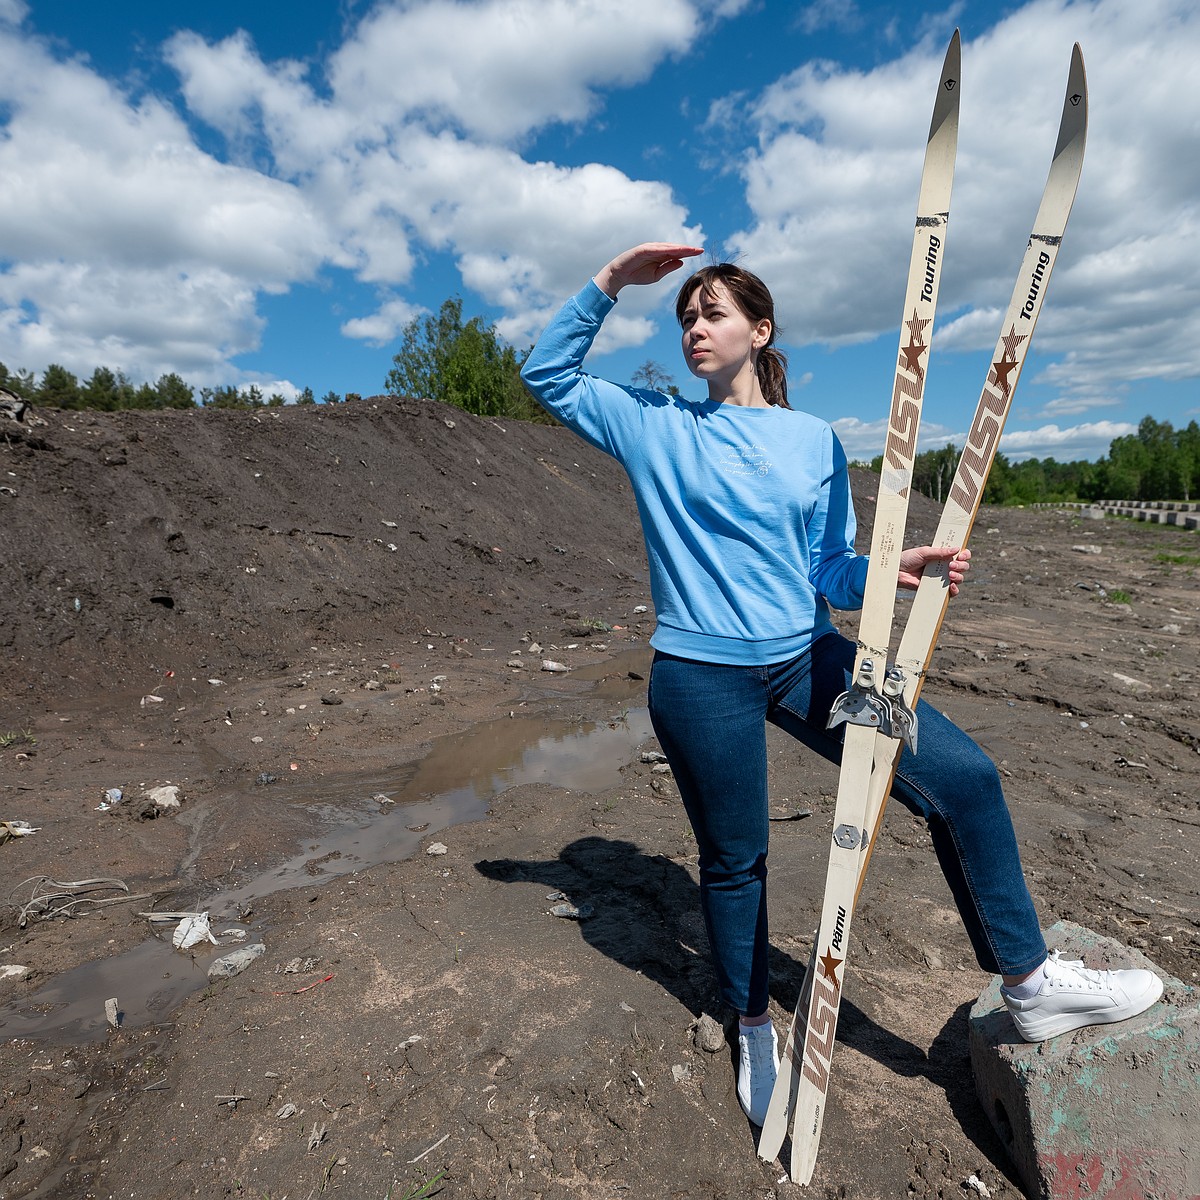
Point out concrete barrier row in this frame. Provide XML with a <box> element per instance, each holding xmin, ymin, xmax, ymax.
<box><xmin>1031</xmin><ymin>500</ymin><xmax>1199</xmax><ymax>530</ymax></box>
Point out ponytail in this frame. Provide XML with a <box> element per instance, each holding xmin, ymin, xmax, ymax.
<box><xmin>756</xmin><ymin>345</ymin><xmax>789</xmax><ymax>410</ymax></box>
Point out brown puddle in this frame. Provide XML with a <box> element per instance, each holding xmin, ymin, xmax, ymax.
<box><xmin>1</xmin><ymin>650</ymin><xmax>656</xmax><ymax>1042</ymax></box>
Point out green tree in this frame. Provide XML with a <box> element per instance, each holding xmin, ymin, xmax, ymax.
<box><xmin>81</xmin><ymin>366</ymin><xmax>123</xmax><ymax>411</ymax></box>
<box><xmin>155</xmin><ymin>373</ymin><xmax>195</xmax><ymax>409</ymax></box>
<box><xmin>0</xmin><ymin>363</ymin><xmax>36</xmax><ymax>399</ymax></box>
<box><xmin>321</xmin><ymin>390</ymin><xmax>342</xmax><ymax>405</ymax></box>
<box><xmin>38</xmin><ymin>363</ymin><xmax>83</xmax><ymax>408</ymax></box>
<box><xmin>296</xmin><ymin>386</ymin><xmax>316</xmax><ymax>406</ymax></box>
<box><xmin>386</xmin><ymin>296</ymin><xmax>544</xmax><ymax>422</ymax></box>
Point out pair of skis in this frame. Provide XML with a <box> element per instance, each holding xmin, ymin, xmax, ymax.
<box><xmin>758</xmin><ymin>33</ymin><xmax>1089</xmax><ymax>1183</ymax></box>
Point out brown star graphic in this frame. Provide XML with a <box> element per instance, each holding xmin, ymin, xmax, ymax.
<box><xmin>900</xmin><ymin>311</ymin><xmax>931</xmax><ymax>377</ymax></box>
<box><xmin>819</xmin><ymin>950</ymin><xmax>843</xmax><ymax>991</ymax></box>
<box><xmin>991</xmin><ymin>325</ymin><xmax>1028</xmax><ymax>397</ymax></box>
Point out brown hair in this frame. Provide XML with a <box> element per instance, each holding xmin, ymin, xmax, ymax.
<box><xmin>675</xmin><ymin>263</ymin><xmax>790</xmax><ymax>408</ymax></box>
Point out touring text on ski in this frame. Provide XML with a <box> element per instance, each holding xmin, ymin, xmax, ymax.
<box><xmin>919</xmin><ymin>233</ymin><xmax>942</xmax><ymax>304</ymax></box>
<box><xmin>949</xmin><ymin>248</ymin><xmax>1052</xmax><ymax>514</ymax></box>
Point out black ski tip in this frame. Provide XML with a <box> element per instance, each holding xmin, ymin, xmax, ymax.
<box><xmin>1054</xmin><ymin>43</ymin><xmax>1088</xmax><ymax>160</ymax></box>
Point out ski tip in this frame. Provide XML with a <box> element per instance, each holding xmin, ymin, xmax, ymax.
<box><xmin>1054</xmin><ymin>42</ymin><xmax>1088</xmax><ymax>160</ymax></box>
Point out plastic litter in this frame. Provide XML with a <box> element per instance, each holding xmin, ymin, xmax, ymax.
<box><xmin>145</xmin><ymin>785</ymin><xmax>181</xmax><ymax>809</ymax></box>
<box><xmin>172</xmin><ymin>912</ymin><xmax>218</xmax><ymax>949</ymax></box>
<box><xmin>426</xmin><ymin>842</ymin><xmax>448</xmax><ymax>856</ymax></box>
<box><xmin>540</xmin><ymin>660</ymin><xmax>570</xmax><ymax>673</ymax></box>
<box><xmin>1</xmin><ymin>820</ymin><xmax>40</xmax><ymax>843</ymax></box>
<box><xmin>105</xmin><ymin>997</ymin><xmax>120</xmax><ymax>1028</ymax></box>
<box><xmin>208</xmin><ymin>943</ymin><xmax>265</xmax><ymax>980</ymax></box>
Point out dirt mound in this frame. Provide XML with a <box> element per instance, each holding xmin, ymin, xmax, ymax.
<box><xmin>1</xmin><ymin>397</ymin><xmax>656</xmax><ymax>698</ymax></box>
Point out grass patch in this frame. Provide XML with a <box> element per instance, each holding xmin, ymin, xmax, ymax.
<box><xmin>1107</xmin><ymin>588</ymin><xmax>1133</xmax><ymax>605</ymax></box>
<box><xmin>1154</xmin><ymin>551</ymin><xmax>1200</xmax><ymax>566</ymax></box>
<box><xmin>0</xmin><ymin>729</ymin><xmax>37</xmax><ymax>749</ymax></box>
<box><xmin>390</xmin><ymin>1172</ymin><xmax>446</xmax><ymax>1200</ymax></box>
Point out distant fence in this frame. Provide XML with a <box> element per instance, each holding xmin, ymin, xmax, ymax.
<box><xmin>1031</xmin><ymin>499</ymin><xmax>1199</xmax><ymax>530</ymax></box>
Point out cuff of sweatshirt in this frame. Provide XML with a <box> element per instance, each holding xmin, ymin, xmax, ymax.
<box><xmin>580</xmin><ymin>277</ymin><xmax>618</xmax><ymax>319</ymax></box>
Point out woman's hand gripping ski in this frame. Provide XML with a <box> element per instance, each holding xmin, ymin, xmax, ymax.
<box><xmin>896</xmin><ymin>544</ymin><xmax>971</xmax><ymax>597</ymax></box>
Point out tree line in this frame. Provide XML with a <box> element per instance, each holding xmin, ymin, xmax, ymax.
<box><xmin>871</xmin><ymin>416</ymin><xmax>1200</xmax><ymax>505</ymax></box>
<box><xmin>0</xmin><ymin>362</ymin><xmax>354</xmax><ymax>410</ymax></box>
<box><xmin>6</xmin><ymin>295</ymin><xmax>1197</xmax><ymax>503</ymax></box>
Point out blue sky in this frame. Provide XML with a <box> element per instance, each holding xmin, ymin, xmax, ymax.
<box><xmin>2</xmin><ymin>0</ymin><xmax>1197</xmax><ymax>461</ymax></box>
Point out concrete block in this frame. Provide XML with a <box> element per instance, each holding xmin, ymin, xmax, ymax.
<box><xmin>969</xmin><ymin>921</ymin><xmax>1199</xmax><ymax>1199</ymax></box>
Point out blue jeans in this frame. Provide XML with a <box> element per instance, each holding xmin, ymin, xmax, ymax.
<box><xmin>647</xmin><ymin>634</ymin><xmax>1046</xmax><ymax>1016</ymax></box>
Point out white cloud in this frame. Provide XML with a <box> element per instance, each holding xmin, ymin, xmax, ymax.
<box><xmin>726</xmin><ymin>0</ymin><xmax>1200</xmax><ymax>418</ymax></box>
<box><xmin>326</xmin><ymin>0</ymin><xmax>698</xmax><ymax>143</ymax></box>
<box><xmin>998</xmin><ymin>420</ymin><xmax>1137</xmax><ymax>462</ymax></box>
<box><xmin>831</xmin><ymin>414</ymin><xmax>962</xmax><ymax>461</ymax></box>
<box><xmin>0</xmin><ymin>1</ymin><xmax>707</xmax><ymax>385</ymax></box>
<box><xmin>341</xmin><ymin>297</ymin><xmax>424</xmax><ymax>346</ymax></box>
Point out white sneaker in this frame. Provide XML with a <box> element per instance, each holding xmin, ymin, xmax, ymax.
<box><xmin>736</xmin><ymin>1021</ymin><xmax>779</xmax><ymax>1125</ymax></box>
<box><xmin>1004</xmin><ymin>950</ymin><xmax>1164</xmax><ymax>1042</ymax></box>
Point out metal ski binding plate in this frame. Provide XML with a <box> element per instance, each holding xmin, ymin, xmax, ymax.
<box><xmin>827</xmin><ymin>660</ymin><xmax>919</xmax><ymax>752</ymax></box>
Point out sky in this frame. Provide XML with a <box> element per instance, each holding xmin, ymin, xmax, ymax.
<box><xmin>1</xmin><ymin>0</ymin><xmax>1197</xmax><ymax>463</ymax></box>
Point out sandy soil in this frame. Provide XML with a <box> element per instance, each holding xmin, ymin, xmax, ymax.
<box><xmin>1</xmin><ymin>397</ymin><xmax>1197</xmax><ymax>1200</ymax></box>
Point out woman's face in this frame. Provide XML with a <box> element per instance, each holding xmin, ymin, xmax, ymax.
<box><xmin>679</xmin><ymin>281</ymin><xmax>770</xmax><ymax>384</ymax></box>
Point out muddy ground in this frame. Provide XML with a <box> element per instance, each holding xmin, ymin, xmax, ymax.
<box><xmin>0</xmin><ymin>397</ymin><xmax>1197</xmax><ymax>1200</ymax></box>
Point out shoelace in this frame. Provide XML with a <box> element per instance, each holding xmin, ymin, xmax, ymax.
<box><xmin>1047</xmin><ymin>949</ymin><xmax>1108</xmax><ymax>991</ymax></box>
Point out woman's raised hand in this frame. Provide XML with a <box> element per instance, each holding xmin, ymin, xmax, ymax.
<box><xmin>594</xmin><ymin>243</ymin><xmax>704</xmax><ymax>299</ymax></box>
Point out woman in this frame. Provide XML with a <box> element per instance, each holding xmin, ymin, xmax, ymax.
<box><xmin>520</xmin><ymin>243</ymin><xmax>1163</xmax><ymax>1126</ymax></box>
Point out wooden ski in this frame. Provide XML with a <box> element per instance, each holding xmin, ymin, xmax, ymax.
<box><xmin>757</xmin><ymin>26</ymin><xmax>962</xmax><ymax>1168</ymax></box>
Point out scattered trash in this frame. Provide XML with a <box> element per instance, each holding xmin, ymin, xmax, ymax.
<box><xmin>145</xmin><ymin>784</ymin><xmax>181</xmax><ymax>809</ymax></box>
<box><xmin>633</xmin><ymin>605</ymin><xmax>648</xmax><ymax>614</ymax></box>
<box><xmin>691</xmin><ymin>1013</ymin><xmax>726</xmax><ymax>1053</ymax></box>
<box><xmin>0</xmin><ymin>965</ymin><xmax>30</xmax><ymax>981</ymax></box>
<box><xmin>274</xmin><ymin>973</ymin><xmax>334</xmax><ymax>997</ymax></box>
<box><xmin>281</xmin><ymin>956</ymin><xmax>319</xmax><ymax>974</ymax></box>
<box><xmin>12</xmin><ymin>876</ymin><xmax>147</xmax><ymax>926</ymax></box>
<box><xmin>1070</xmin><ymin>544</ymin><xmax>1102</xmax><ymax>555</ymax></box>
<box><xmin>541</xmin><ymin>660</ymin><xmax>570</xmax><ymax>673</ymax></box>
<box><xmin>256</xmin><ymin>772</ymin><xmax>278</xmax><ymax>786</ymax></box>
<box><xmin>139</xmin><ymin>694</ymin><xmax>164</xmax><ymax>707</ymax></box>
<box><xmin>173</xmin><ymin>913</ymin><xmax>218</xmax><ymax>949</ymax></box>
<box><xmin>671</xmin><ymin>1064</ymin><xmax>691</xmax><ymax>1083</ymax></box>
<box><xmin>373</xmin><ymin>792</ymin><xmax>394</xmax><ymax>805</ymax></box>
<box><xmin>640</xmin><ymin>751</ymin><xmax>668</xmax><ymax>764</ymax></box>
<box><xmin>276</xmin><ymin>1103</ymin><xmax>298</xmax><ymax>1120</ymax></box>
<box><xmin>102</xmin><ymin>787</ymin><xmax>124</xmax><ymax>808</ymax></box>
<box><xmin>549</xmin><ymin>900</ymin><xmax>594</xmax><ymax>921</ymax></box>
<box><xmin>208</xmin><ymin>943</ymin><xmax>265</xmax><ymax>980</ymax></box>
<box><xmin>769</xmin><ymin>807</ymin><xmax>813</xmax><ymax>822</ymax></box>
<box><xmin>619</xmin><ymin>1001</ymin><xmax>635</xmax><ymax>1013</ymax></box>
<box><xmin>220</xmin><ymin>927</ymin><xmax>248</xmax><ymax>942</ymax></box>
<box><xmin>307</xmin><ymin>1122</ymin><xmax>329</xmax><ymax>1151</ymax></box>
<box><xmin>426</xmin><ymin>842</ymin><xmax>448</xmax><ymax>856</ymax></box>
<box><xmin>104</xmin><ymin>997</ymin><xmax>120</xmax><ymax>1028</ymax></box>
<box><xmin>965</xmin><ymin>1175</ymin><xmax>992</xmax><ymax>1198</ymax></box>
<box><xmin>216</xmin><ymin>1094</ymin><xmax>251</xmax><ymax>1109</ymax></box>
<box><xmin>208</xmin><ymin>678</ymin><xmax>224</xmax><ymax>686</ymax></box>
<box><xmin>1</xmin><ymin>820</ymin><xmax>39</xmax><ymax>843</ymax></box>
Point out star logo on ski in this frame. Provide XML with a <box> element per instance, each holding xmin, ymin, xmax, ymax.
<box><xmin>991</xmin><ymin>325</ymin><xmax>1028</xmax><ymax>397</ymax></box>
<box><xmin>901</xmin><ymin>310</ymin><xmax>931</xmax><ymax>378</ymax></box>
<box><xmin>819</xmin><ymin>950</ymin><xmax>843</xmax><ymax>991</ymax></box>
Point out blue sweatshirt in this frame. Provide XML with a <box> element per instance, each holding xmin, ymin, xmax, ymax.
<box><xmin>520</xmin><ymin>280</ymin><xmax>868</xmax><ymax>666</ymax></box>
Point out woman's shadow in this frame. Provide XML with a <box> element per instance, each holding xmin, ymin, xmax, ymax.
<box><xmin>476</xmin><ymin>834</ymin><xmax>925</xmax><ymax>1071</ymax></box>
<box><xmin>477</xmin><ymin>835</ymin><xmax>1016</xmax><ymax>1176</ymax></box>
